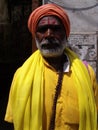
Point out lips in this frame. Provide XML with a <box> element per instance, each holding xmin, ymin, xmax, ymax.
<box><xmin>41</xmin><ymin>43</ymin><xmax>60</xmax><ymax>49</ymax></box>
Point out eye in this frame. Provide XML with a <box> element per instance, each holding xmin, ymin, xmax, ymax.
<box><xmin>52</xmin><ymin>26</ymin><xmax>62</xmax><ymax>32</ymax></box>
<box><xmin>36</xmin><ymin>26</ymin><xmax>47</xmax><ymax>33</ymax></box>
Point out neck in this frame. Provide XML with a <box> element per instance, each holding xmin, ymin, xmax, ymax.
<box><xmin>43</xmin><ymin>53</ymin><xmax>67</xmax><ymax>71</ymax></box>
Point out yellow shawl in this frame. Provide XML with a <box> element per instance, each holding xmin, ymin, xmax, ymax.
<box><xmin>6</xmin><ymin>48</ymin><xmax>97</xmax><ymax>130</ymax></box>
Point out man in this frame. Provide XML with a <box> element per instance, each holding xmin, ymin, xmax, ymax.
<box><xmin>5</xmin><ymin>3</ymin><xmax>98</xmax><ymax>130</ymax></box>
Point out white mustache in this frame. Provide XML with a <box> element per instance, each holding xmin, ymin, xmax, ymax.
<box><xmin>40</xmin><ymin>38</ymin><xmax>60</xmax><ymax>47</ymax></box>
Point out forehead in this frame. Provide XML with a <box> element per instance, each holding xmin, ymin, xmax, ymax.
<box><xmin>38</xmin><ymin>16</ymin><xmax>61</xmax><ymax>26</ymax></box>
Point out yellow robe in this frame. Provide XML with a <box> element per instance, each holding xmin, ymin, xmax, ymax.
<box><xmin>5</xmin><ymin>48</ymin><xmax>98</xmax><ymax>130</ymax></box>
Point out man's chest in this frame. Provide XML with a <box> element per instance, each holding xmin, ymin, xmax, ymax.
<box><xmin>43</xmin><ymin>68</ymin><xmax>79</xmax><ymax>130</ymax></box>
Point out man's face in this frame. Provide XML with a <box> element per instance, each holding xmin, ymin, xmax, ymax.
<box><xmin>35</xmin><ymin>16</ymin><xmax>67</xmax><ymax>57</ymax></box>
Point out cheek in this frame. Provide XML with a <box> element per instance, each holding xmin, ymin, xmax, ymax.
<box><xmin>56</xmin><ymin>34</ymin><xmax>66</xmax><ymax>42</ymax></box>
<box><xmin>55</xmin><ymin>30</ymin><xmax>66</xmax><ymax>41</ymax></box>
<box><xmin>60</xmin><ymin>31</ymin><xmax>66</xmax><ymax>40</ymax></box>
<box><xmin>36</xmin><ymin>33</ymin><xmax>43</xmax><ymax>42</ymax></box>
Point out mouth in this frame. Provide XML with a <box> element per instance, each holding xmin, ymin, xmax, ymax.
<box><xmin>41</xmin><ymin>43</ymin><xmax>60</xmax><ymax>49</ymax></box>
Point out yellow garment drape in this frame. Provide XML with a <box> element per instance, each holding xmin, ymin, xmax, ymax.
<box><xmin>5</xmin><ymin>48</ymin><xmax>97</xmax><ymax>130</ymax></box>
<box><xmin>8</xmin><ymin>50</ymin><xmax>44</xmax><ymax>130</ymax></box>
<box><xmin>65</xmin><ymin>48</ymin><xmax>97</xmax><ymax>130</ymax></box>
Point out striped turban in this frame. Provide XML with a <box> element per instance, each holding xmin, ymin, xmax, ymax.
<box><xmin>28</xmin><ymin>3</ymin><xmax>70</xmax><ymax>39</ymax></box>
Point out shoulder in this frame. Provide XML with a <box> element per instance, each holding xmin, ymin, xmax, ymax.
<box><xmin>87</xmin><ymin>64</ymin><xmax>98</xmax><ymax>97</ymax></box>
<box><xmin>84</xmin><ymin>62</ymin><xmax>98</xmax><ymax>111</ymax></box>
<box><xmin>87</xmin><ymin>64</ymin><xmax>97</xmax><ymax>83</ymax></box>
<box><xmin>83</xmin><ymin>61</ymin><xmax>96</xmax><ymax>81</ymax></box>
<box><xmin>83</xmin><ymin>61</ymin><xmax>98</xmax><ymax>90</ymax></box>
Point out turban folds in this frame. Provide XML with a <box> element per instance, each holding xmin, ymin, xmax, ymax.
<box><xmin>28</xmin><ymin>3</ymin><xmax>70</xmax><ymax>38</ymax></box>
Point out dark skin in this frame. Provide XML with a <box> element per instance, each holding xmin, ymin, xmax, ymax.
<box><xmin>36</xmin><ymin>16</ymin><xmax>67</xmax><ymax>71</ymax></box>
<box><xmin>43</xmin><ymin>54</ymin><xmax>67</xmax><ymax>71</ymax></box>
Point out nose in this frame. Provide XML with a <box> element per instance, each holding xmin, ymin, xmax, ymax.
<box><xmin>44</xmin><ymin>28</ymin><xmax>54</xmax><ymax>38</ymax></box>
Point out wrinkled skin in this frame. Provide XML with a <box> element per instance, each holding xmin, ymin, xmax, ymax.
<box><xmin>35</xmin><ymin>16</ymin><xmax>67</xmax><ymax>58</ymax></box>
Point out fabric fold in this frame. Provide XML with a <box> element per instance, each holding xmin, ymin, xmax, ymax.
<box><xmin>5</xmin><ymin>48</ymin><xmax>97</xmax><ymax>130</ymax></box>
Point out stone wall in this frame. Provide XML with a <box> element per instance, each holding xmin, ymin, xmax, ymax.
<box><xmin>68</xmin><ymin>33</ymin><xmax>97</xmax><ymax>73</ymax></box>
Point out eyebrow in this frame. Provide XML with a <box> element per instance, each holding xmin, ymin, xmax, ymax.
<box><xmin>37</xmin><ymin>24</ymin><xmax>62</xmax><ymax>30</ymax></box>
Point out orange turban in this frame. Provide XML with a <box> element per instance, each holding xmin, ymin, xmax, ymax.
<box><xmin>28</xmin><ymin>3</ymin><xmax>70</xmax><ymax>38</ymax></box>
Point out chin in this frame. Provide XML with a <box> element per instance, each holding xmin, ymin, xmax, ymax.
<box><xmin>41</xmin><ymin>49</ymin><xmax>63</xmax><ymax>58</ymax></box>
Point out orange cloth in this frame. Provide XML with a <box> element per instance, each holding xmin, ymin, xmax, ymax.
<box><xmin>28</xmin><ymin>3</ymin><xmax>70</xmax><ymax>38</ymax></box>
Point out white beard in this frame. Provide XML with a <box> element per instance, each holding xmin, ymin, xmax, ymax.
<box><xmin>35</xmin><ymin>38</ymin><xmax>67</xmax><ymax>58</ymax></box>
